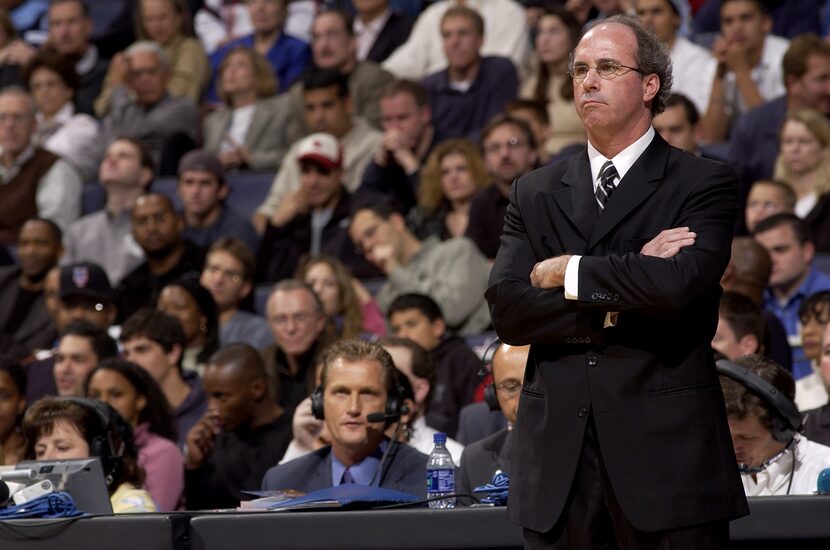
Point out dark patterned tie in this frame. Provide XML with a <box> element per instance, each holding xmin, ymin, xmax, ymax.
<box><xmin>596</xmin><ymin>160</ymin><xmax>618</xmax><ymax>211</ymax></box>
<box><xmin>341</xmin><ymin>468</ymin><xmax>355</xmax><ymax>485</ymax></box>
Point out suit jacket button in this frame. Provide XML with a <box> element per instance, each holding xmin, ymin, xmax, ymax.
<box><xmin>587</xmin><ymin>353</ymin><xmax>597</xmax><ymax>366</ymax></box>
<box><xmin>591</xmin><ymin>292</ymin><xmax>598</xmax><ymax>300</ymax></box>
<box><xmin>585</xmin><ymin>337</ymin><xmax>591</xmax><ymax>343</ymax></box>
<box><xmin>613</xmin><ymin>293</ymin><xmax>620</xmax><ymax>301</ymax></box>
<box><xmin>578</xmin><ymin>407</ymin><xmax>588</xmax><ymax>418</ymax></box>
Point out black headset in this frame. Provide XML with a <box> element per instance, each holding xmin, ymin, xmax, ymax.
<box><xmin>480</xmin><ymin>338</ymin><xmax>502</xmax><ymax>412</ymax></box>
<box><xmin>715</xmin><ymin>359</ymin><xmax>803</xmax><ymax>443</ymax></box>
<box><xmin>59</xmin><ymin>397</ymin><xmax>127</xmax><ymax>485</ymax></box>
<box><xmin>310</xmin><ymin>368</ymin><xmax>405</xmax><ymax>422</ymax></box>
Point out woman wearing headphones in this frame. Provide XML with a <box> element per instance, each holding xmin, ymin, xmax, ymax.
<box><xmin>22</xmin><ymin>397</ymin><xmax>157</xmax><ymax>513</ymax></box>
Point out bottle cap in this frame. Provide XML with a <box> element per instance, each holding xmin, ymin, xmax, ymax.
<box><xmin>433</xmin><ymin>432</ymin><xmax>447</xmax><ymax>444</ymax></box>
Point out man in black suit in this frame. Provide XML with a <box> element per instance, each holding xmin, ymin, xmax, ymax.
<box><xmin>261</xmin><ymin>339</ymin><xmax>427</xmax><ymax>497</ymax></box>
<box><xmin>486</xmin><ymin>15</ymin><xmax>747</xmax><ymax>548</ymax></box>
<box><xmin>456</xmin><ymin>343</ymin><xmax>528</xmax><ymax>503</ymax></box>
<box><xmin>353</xmin><ymin>0</ymin><xmax>414</xmax><ymax>64</ymax></box>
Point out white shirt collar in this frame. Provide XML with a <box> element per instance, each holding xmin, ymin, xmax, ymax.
<box><xmin>587</xmin><ymin>126</ymin><xmax>655</xmax><ymax>190</ymax></box>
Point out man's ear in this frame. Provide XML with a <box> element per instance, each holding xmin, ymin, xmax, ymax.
<box><xmin>431</xmin><ymin>318</ymin><xmax>446</xmax><ymax>340</ymax></box>
<box><xmin>251</xmin><ymin>375</ymin><xmax>268</xmax><ymax>402</ymax></box>
<box><xmin>738</xmin><ymin>334</ymin><xmax>760</xmax><ymax>356</ymax></box>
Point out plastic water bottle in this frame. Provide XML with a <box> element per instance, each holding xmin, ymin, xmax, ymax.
<box><xmin>427</xmin><ymin>432</ymin><xmax>456</xmax><ymax>508</ymax></box>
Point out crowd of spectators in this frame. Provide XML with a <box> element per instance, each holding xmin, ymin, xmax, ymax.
<box><xmin>1</xmin><ymin>0</ymin><xmax>830</xmax><ymax>518</ymax></box>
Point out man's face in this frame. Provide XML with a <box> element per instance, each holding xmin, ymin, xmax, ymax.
<box><xmin>266</xmin><ymin>289</ymin><xmax>326</xmax><ymax>356</ymax></box>
<box><xmin>754</xmin><ymin>225</ymin><xmax>813</xmax><ymax>292</ymax></box>
<box><xmin>745</xmin><ymin>183</ymin><xmax>792</xmax><ymax>233</ymax></box>
<box><xmin>300</xmin><ymin>161</ymin><xmax>342</xmax><ymax>209</ymax></box>
<box><xmin>572</xmin><ymin>23</ymin><xmax>657</xmax><ymax>136</ymax></box>
<box><xmin>483</xmin><ymin>123</ymin><xmax>537</xmax><ymax>186</ymax></box>
<box><xmin>323</xmin><ymin>358</ymin><xmax>388</xmax><ymax>456</ymax></box>
<box><xmin>379</xmin><ymin>93</ymin><xmax>429</xmax><ymax>150</ymax></box>
<box><xmin>349</xmin><ymin>210</ymin><xmax>402</xmax><ymax>269</ymax></box>
<box><xmin>720</xmin><ymin>0</ymin><xmax>769</xmax><ymax>53</ymax></box>
<box><xmin>122</xmin><ymin>336</ymin><xmax>176</xmax><ymax>384</ymax></box>
<box><xmin>177</xmin><ymin>170</ymin><xmax>227</xmax><ymax>219</ymax></box>
<box><xmin>127</xmin><ymin>50</ymin><xmax>169</xmax><ymax>105</ymax></box>
<box><xmin>54</xmin><ymin>334</ymin><xmax>98</xmax><ymax>397</ymax></box>
<box><xmin>204</xmin><ymin>364</ymin><xmax>257</xmax><ymax>432</ymax></box>
<box><xmin>131</xmin><ymin>195</ymin><xmax>182</xmax><ymax>256</ymax></box>
<box><xmin>200</xmin><ymin>250</ymin><xmax>251</xmax><ymax>312</ymax></box>
<box><xmin>48</xmin><ymin>0</ymin><xmax>91</xmax><ymax>56</ymax></box>
<box><xmin>635</xmin><ymin>0</ymin><xmax>679</xmax><ymax>44</ymax></box>
<box><xmin>800</xmin><ymin>305</ymin><xmax>829</xmax><ymax>362</ymax></box>
<box><xmin>17</xmin><ymin>220</ymin><xmax>61</xmax><ymax>280</ymax></box>
<box><xmin>303</xmin><ymin>86</ymin><xmax>351</xmax><ymax>137</ymax></box>
<box><xmin>491</xmin><ymin>345</ymin><xmax>529</xmax><ymax>425</ymax></box>
<box><xmin>0</xmin><ymin>93</ymin><xmax>35</xmax><ymax>156</ymax></box>
<box><xmin>728</xmin><ymin>413</ymin><xmax>784</xmax><ymax>469</ymax></box>
<box><xmin>788</xmin><ymin>54</ymin><xmax>830</xmax><ymax>115</ymax></box>
<box><xmin>652</xmin><ymin>104</ymin><xmax>698</xmax><ymax>152</ymax></box>
<box><xmin>99</xmin><ymin>140</ymin><xmax>149</xmax><ymax>188</ymax></box>
<box><xmin>311</xmin><ymin>12</ymin><xmax>355</xmax><ymax>70</ymax></box>
<box><xmin>62</xmin><ymin>295</ymin><xmax>114</xmax><ymax>327</ymax></box>
<box><xmin>247</xmin><ymin>0</ymin><xmax>284</xmax><ymax>35</ymax></box>
<box><xmin>441</xmin><ymin>15</ymin><xmax>482</xmax><ymax>71</ymax></box>
<box><xmin>712</xmin><ymin>315</ymin><xmax>757</xmax><ymax>360</ymax></box>
<box><xmin>29</xmin><ymin>67</ymin><xmax>74</xmax><ymax>119</ymax></box>
<box><xmin>389</xmin><ymin>308</ymin><xmax>443</xmax><ymax>351</ymax></box>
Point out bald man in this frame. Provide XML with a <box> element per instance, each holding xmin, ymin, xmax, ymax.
<box><xmin>114</xmin><ymin>193</ymin><xmax>205</xmax><ymax>323</ymax></box>
<box><xmin>185</xmin><ymin>343</ymin><xmax>292</xmax><ymax>510</ymax></box>
<box><xmin>456</xmin><ymin>343</ymin><xmax>529</xmax><ymax>503</ymax></box>
<box><xmin>722</xmin><ymin>237</ymin><xmax>792</xmax><ymax>372</ymax></box>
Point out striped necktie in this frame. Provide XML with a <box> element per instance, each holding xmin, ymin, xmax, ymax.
<box><xmin>596</xmin><ymin>160</ymin><xmax>618</xmax><ymax>211</ymax></box>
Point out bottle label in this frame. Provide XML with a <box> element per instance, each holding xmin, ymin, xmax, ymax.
<box><xmin>427</xmin><ymin>468</ymin><xmax>455</xmax><ymax>493</ymax></box>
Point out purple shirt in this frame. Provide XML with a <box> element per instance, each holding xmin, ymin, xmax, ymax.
<box><xmin>135</xmin><ymin>422</ymin><xmax>185</xmax><ymax>511</ymax></box>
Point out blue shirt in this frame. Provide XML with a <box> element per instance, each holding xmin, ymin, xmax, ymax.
<box><xmin>764</xmin><ymin>267</ymin><xmax>830</xmax><ymax>379</ymax></box>
<box><xmin>207</xmin><ymin>32</ymin><xmax>311</xmax><ymax>103</ymax></box>
<box><xmin>331</xmin><ymin>440</ymin><xmax>388</xmax><ymax>486</ymax></box>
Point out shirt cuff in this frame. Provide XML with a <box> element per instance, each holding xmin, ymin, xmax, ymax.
<box><xmin>604</xmin><ymin>312</ymin><xmax>618</xmax><ymax>328</ymax></box>
<box><xmin>564</xmin><ymin>255</ymin><xmax>581</xmax><ymax>300</ymax></box>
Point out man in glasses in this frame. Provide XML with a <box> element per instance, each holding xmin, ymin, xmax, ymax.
<box><xmin>486</xmin><ymin>15</ymin><xmax>747</xmax><ymax>549</ymax></box>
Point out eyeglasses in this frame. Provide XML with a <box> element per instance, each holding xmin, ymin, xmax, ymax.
<box><xmin>483</xmin><ymin>136</ymin><xmax>528</xmax><ymax>155</ymax></box>
<box><xmin>569</xmin><ymin>61</ymin><xmax>642</xmax><ymax>82</ymax></box>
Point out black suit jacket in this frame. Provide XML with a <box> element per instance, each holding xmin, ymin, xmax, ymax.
<box><xmin>365</xmin><ymin>12</ymin><xmax>414</xmax><ymax>64</ymax></box>
<box><xmin>261</xmin><ymin>442</ymin><xmax>427</xmax><ymax>499</ymax></box>
<box><xmin>0</xmin><ymin>266</ymin><xmax>55</xmax><ymax>352</ymax></box>
<box><xmin>486</xmin><ymin>132</ymin><xmax>748</xmax><ymax>533</ymax></box>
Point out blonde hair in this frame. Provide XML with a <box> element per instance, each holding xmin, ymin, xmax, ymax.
<box><xmin>773</xmin><ymin>108</ymin><xmax>830</xmax><ymax>195</ymax></box>
<box><xmin>418</xmin><ymin>139</ymin><xmax>488</xmax><ymax>215</ymax></box>
<box><xmin>217</xmin><ymin>46</ymin><xmax>278</xmax><ymax>105</ymax></box>
<box><xmin>296</xmin><ymin>255</ymin><xmax>363</xmax><ymax>339</ymax></box>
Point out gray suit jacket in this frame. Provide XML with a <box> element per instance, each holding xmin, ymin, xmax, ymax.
<box><xmin>261</xmin><ymin>442</ymin><xmax>428</xmax><ymax>499</ymax></box>
<box><xmin>202</xmin><ymin>95</ymin><xmax>290</xmax><ymax>171</ymax></box>
<box><xmin>456</xmin><ymin>428</ymin><xmax>513</xmax><ymax>503</ymax></box>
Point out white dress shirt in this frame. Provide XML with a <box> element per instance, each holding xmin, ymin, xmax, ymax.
<box><xmin>742</xmin><ymin>436</ymin><xmax>830</xmax><ymax>496</ymax></box>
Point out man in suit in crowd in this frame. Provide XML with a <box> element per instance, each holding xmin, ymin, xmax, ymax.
<box><xmin>486</xmin><ymin>15</ymin><xmax>747</xmax><ymax>548</ymax></box>
<box><xmin>352</xmin><ymin>0</ymin><xmax>413</xmax><ymax>64</ymax></box>
<box><xmin>261</xmin><ymin>338</ymin><xmax>427</xmax><ymax>497</ymax></box>
<box><xmin>456</xmin><ymin>343</ymin><xmax>528</xmax><ymax>503</ymax></box>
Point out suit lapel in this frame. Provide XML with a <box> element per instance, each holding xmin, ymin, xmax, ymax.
<box><xmin>588</xmin><ymin>133</ymin><xmax>670</xmax><ymax>250</ymax></box>
<box><xmin>244</xmin><ymin>103</ymin><xmax>267</xmax><ymax>149</ymax></box>
<box><xmin>553</xmin><ymin>152</ymin><xmax>596</xmax><ymax>244</ymax></box>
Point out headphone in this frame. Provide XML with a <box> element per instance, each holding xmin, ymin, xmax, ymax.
<box><xmin>480</xmin><ymin>338</ymin><xmax>502</xmax><ymax>412</ymax></box>
<box><xmin>59</xmin><ymin>398</ymin><xmax>127</xmax><ymax>485</ymax></box>
<box><xmin>310</xmin><ymin>367</ymin><xmax>405</xmax><ymax>422</ymax></box>
<box><xmin>715</xmin><ymin>359</ymin><xmax>803</xmax><ymax>443</ymax></box>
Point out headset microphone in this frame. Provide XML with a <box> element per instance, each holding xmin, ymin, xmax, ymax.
<box><xmin>367</xmin><ymin>405</ymin><xmax>411</xmax><ymax>423</ymax></box>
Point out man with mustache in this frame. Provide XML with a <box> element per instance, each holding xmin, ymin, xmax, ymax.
<box><xmin>486</xmin><ymin>15</ymin><xmax>747</xmax><ymax>548</ymax></box>
<box><xmin>465</xmin><ymin>115</ymin><xmax>537</xmax><ymax>260</ymax></box>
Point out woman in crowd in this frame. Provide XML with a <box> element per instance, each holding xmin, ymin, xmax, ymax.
<box><xmin>86</xmin><ymin>358</ymin><xmax>183</xmax><ymax>511</ymax></box>
<box><xmin>95</xmin><ymin>0</ymin><xmax>209</xmax><ymax>116</ymax></box>
<box><xmin>203</xmin><ymin>45</ymin><xmax>290</xmax><ymax>171</ymax></box>
<box><xmin>0</xmin><ymin>358</ymin><xmax>26</xmax><ymax>465</ymax></box>
<box><xmin>773</xmin><ymin>108</ymin><xmax>830</xmax><ymax>251</ymax></box>
<box><xmin>520</xmin><ymin>5</ymin><xmax>584</xmax><ymax>156</ymax></box>
<box><xmin>156</xmin><ymin>279</ymin><xmax>220</xmax><ymax>375</ymax></box>
<box><xmin>408</xmin><ymin>139</ymin><xmax>487</xmax><ymax>241</ymax></box>
<box><xmin>297</xmin><ymin>255</ymin><xmax>385</xmax><ymax>339</ymax></box>
<box><xmin>22</xmin><ymin>397</ymin><xmax>157</xmax><ymax>513</ymax></box>
<box><xmin>25</xmin><ymin>51</ymin><xmax>101</xmax><ymax>182</ymax></box>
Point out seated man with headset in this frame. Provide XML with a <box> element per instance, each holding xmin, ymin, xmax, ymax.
<box><xmin>718</xmin><ymin>355</ymin><xmax>830</xmax><ymax>496</ymax></box>
<box><xmin>261</xmin><ymin>339</ymin><xmax>427</xmax><ymax>497</ymax></box>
